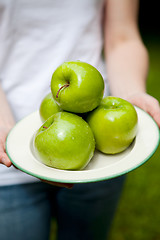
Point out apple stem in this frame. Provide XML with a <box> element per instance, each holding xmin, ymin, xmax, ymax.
<box><xmin>43</xmin><ymin>126</ymin><xmax>48</xmax><ymax>129</ymax></box>
<box><xmin>56</xmin><ymin>84</ymin><xmax>69</xmax><ymax>98</ymax></box>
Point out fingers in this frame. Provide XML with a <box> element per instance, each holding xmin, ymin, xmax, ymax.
<box><xmin>41</xmin><ymin>179</ymin><xmax>74</xmax><ymax>189</ymax></box>
<box><xmin>151</xmin><ymin>110</ymin><xmax>160</xmax><ymax>128</ymax></box>
<box><xmin>0</xmin><ymin>153</ymin><xmax>12</xmax><ymax>167</ymax></box>
<box><xmin>127</xmin><ymin>93</ymin><xmax>160</xmax><ymax>128</ymax></box>
<box><xmin>0</xmin><ymin>142</ymin><xmax>12</xmax><ymax>167</ymax></box>
<box><xmin>140</xmin><ymin>95</ymin><xmax>160</xmax><ymax>128</ymax></box>
<box><xmin>145</xmin><ymin>97</ymin><xmax>160</xmax><ymax>128</ymax></box>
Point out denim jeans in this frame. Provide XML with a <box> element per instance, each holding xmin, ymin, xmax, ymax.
<box><xmin>0</xmin><ymin>176</ymin><xmax>125</xmax><ymax>240</ymax></box>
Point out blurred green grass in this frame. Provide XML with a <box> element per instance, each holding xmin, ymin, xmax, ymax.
<box><xmin>109</xmin><ymin>35</ymin><xmax>160</xmax><ymax>240</ymax></box>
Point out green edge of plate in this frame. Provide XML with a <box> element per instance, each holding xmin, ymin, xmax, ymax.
<box><xmin>5</xmin><ymin>107</ymin><xmax>160</xmax><ymax>184</ymax></box>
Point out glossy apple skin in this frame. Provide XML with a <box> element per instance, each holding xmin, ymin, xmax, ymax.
<box><xmin>87</xmin><ymin>96</ymin><xmax>138</xmax><ymax>154</ymax></box>
<box><xmin>34</xmin><ymin>112</ymin><xmax>95</xmax><ymax>170</ymax></box>
<box><xmin>51</xmin><ymin>61</ymin><xmax>104</xmax><ymax>113</ymax></box>
<box><xmin>39</xmin><ymin>93</ymin><xmax>61</xmax><ymax>122</ymax></box>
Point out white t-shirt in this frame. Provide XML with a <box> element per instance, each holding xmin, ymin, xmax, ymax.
<box><xmin>0</xmin><ymin>0</ymin><xmax>108</xmax><ymax>186</ymax></box>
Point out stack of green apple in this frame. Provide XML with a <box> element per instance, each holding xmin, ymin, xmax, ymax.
<box><xmin>34</xmin><ymin>61</ymin><xmax>138</xmax><ymax>171</ymax></box>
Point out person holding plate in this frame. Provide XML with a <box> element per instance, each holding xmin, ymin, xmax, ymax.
<box><xmin>0</xmin><ymin>0</ymin><xmax>160</xmax><ymax>240</ymax></box>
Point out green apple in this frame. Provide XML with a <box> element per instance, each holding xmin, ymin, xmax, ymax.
<box><xmin>87</xmin><ymin>96</ymin><xmax>138</xmax><ymax>154</ymax></box>
<box><xmin>39</xmin><ymin>93</ymin><xmax>61</xmax><ymax>122</ymax></box>
<box><xmin>34</xmin><ymin>112</ymin><xmax>95</xmax><ymax>170</ymax></box>
<box><xmin>51</xmin><ymin>61</ymin><xmax>104</xmax><ymax>113</ymax></box>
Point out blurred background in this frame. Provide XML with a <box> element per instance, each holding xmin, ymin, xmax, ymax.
<box><xmin>109</xmin><ymin>1</ymin><xmax>160</xmax><ymax>239</ymax></box>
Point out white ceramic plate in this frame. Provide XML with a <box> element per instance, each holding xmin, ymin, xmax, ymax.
<box><xmin>6</xmin><ymin>107</ymin><xmax>160</xmax><ymax>183</ymax></box>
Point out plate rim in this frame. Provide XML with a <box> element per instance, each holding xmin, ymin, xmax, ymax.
<box><xmin>5</xmin><ymin>107</ymin><xmax>160</xmax><ymax>183</ymax></box>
